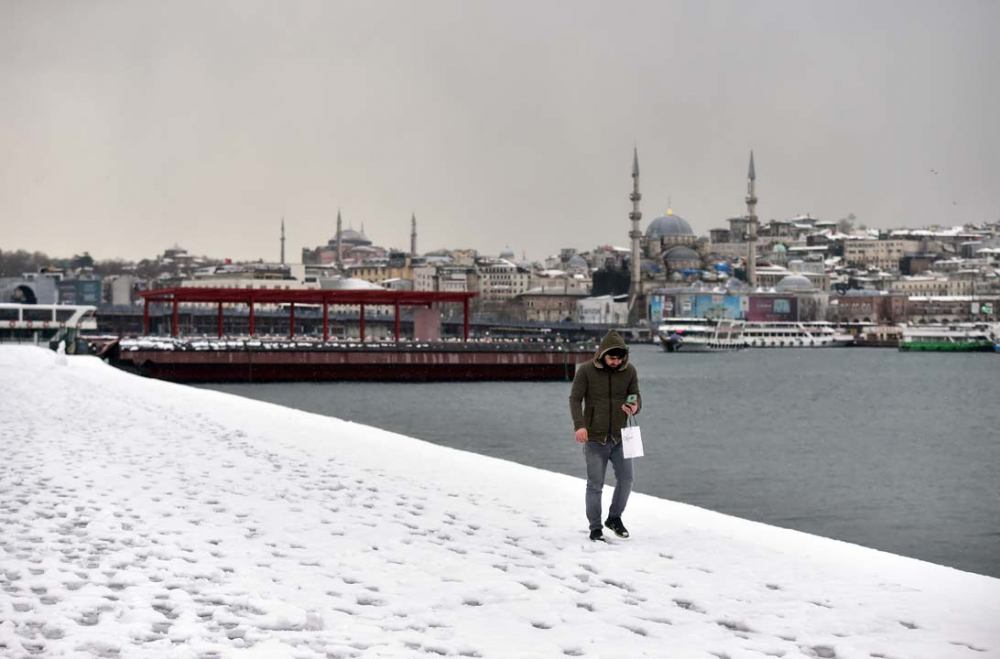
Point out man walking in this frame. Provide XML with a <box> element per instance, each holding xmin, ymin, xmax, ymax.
<box><xmin>569</xmin><ymin>330</ymin><xmax>641</xmax><ymax>542</ymax></box>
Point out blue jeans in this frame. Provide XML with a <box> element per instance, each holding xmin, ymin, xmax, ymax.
<box><xmin>584</xmin><ymin>439</ymin><xmax>633</xmax><ymax>532</ymax></box>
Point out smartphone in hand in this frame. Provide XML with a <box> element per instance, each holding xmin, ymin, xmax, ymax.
<box><xmin>626</xmin><ymin>394</ymin><xmax>637</xmax><ymax>405</ymax></box>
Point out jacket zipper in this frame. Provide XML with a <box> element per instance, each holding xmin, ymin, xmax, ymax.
<box><xmin>607</xmin><ymin>370</ymin><xmax>613</xmax><ymax>442</ymax></box>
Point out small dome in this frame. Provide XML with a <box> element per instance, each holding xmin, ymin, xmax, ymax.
<box><xmin>664</xmin><ymin>246</ymin><xmax>700</xmax><ymax>262</ymax></box>
<box><xmin>499</xmin><ymin>248</ymin><xmax>515</xmax><ymax>259</ymax></box>
<box><xmin>773</xmin><ymin>244</ymin><xmax>788</xmax><ymax>253</ymax></box>
<box><xmin>645</xmin><ymin>212</ymin><xmax>694</xmax><ymax>239</ymax></box>
<box><xmin>775</xmin><ymin>274</ymin><xmax>815</xmax><ymax>292</ymax></box>
<box><xmin>567</xmin><ymin>255</ymin><xmax>588</xmax><ymax>269</ymax></box>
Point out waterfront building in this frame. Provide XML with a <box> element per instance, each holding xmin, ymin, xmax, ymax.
<box><xmin>578</xmin><ymin>294</ymin><xmax>630</xmax><ymax>325</ymax></box>
<box><xmin>906</xmin><ymin>295</ymin><xmax>999</xmax><ymax>325</ymax></box>
<box><xmin>515</xmin><ymin>288</ymin><xmax>590</xmax><ymax>323</ymax></box>
<box><xmin>827</xmin><ymin>291</ymin><xmax>909</xmax><ymax>325</ymax></box>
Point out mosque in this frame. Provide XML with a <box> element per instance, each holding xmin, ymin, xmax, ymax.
<box><xmin>301</xmin><ymin>211</ymin><xmax>385</xmax><ymax>266</ymax></box>
<box><xmin>641</xmin><ymin>209</ymin><xmax>706</xmax><ymax>277</ymax></box>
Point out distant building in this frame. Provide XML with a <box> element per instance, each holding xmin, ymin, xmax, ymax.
<box><xmin>827</xmin><ymin>292</ymin><xmax>909</xmax><ymax>324</ymax></box>
<box><xmin>303</xmin><ymin>224</ymin><xmax>386</xmax><ymax>266</ymax></box>
<box><xmin>578</xmin><ymin>294</ymin><xmax>630</xmax><ymax>325</ymax></box>
<box><xmin>515</xmin><ymin>288</ymin><xmax>590</xmax><ymax>323</ymax></box>
<box><xmin>0</xmin><ymin>274</ymin><xmax>60</xmax><ymax>305</ymax></box>
<box><xmin>474</xmin><ymin>258</ymin><xmax>530</xmax><ymax>307</ymax></box>
<box><xmin>843</xmin><ymin>239</ymin><xmax>923</xmax><ymax>271</ymax></box>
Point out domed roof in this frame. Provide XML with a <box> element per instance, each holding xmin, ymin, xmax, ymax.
<box><xmin>499</xmin><ymin>248</ymin><xmax>515</xmax><ymax>259</ymax></box>
<box><xmin>646</xmin><ymin>212</ymin><xmax>694</xmax><ymax>239</ymax></box>
<box><xmin>775</xmin><ymin>274</ymin><xmax>815</xmax><ymax>292</ymax></box>
<box><xmin>323</xmin><ymin>277</ymin><xmax>384</xmax><ymax>291</ymax></box>
<box><xmin>567</xmin><ymin>254</ymin><xmax>588</xmax><ymax>269</ymax></box>
<box><xmin>773</xmin><ymin>243</ymin><xmax>788</xmax><ymax>253</ymax></box>
<box><xmin>329</xmin><ymin>227</ymin><xmax>371</xmax><ymax>247</ymax></box>
<box><xmin>664</xmin><ymin>246</ymin><xmax>700</xmax><ymax>262</ymax></box>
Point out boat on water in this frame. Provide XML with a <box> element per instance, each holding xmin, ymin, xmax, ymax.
<box><xmin>740</xmin><ymin>322</ymin><xmax>855</xmax><ymax>348</ymax></box>
<box><xmin>898</xmin><ymin>324</ymin><xmax>997</xmax><ymax>352</ymax></box>
<box><xmin>658</xmin><ymin>319</ymin><xmax>854</xmax><ymax>352</ymax></box>
<box><xmin>658</xmin><ymin>318</ymin><xmax>746</xmax><ymax>352</ymax></box>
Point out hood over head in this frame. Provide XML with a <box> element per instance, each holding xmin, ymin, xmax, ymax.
<box><xmin>594</xmin><ymin>330</ymin><xmax>630</xmax><ymax>370</ymax></box>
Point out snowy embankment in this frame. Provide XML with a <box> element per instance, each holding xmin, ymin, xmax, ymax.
<box><xmin>0</xmin><ymin>346</ymin><xmax>997</xmax><ymax>659</ymax></box>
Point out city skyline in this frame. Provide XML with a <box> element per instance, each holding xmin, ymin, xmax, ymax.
<box><xmin>2</xmin><ymin>0</ymin><xmax>998</xmax><ymax>263</ymax></box>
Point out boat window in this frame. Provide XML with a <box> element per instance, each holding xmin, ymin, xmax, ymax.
<box><xmin>55</xmin><ymin>309</ymin><xmax>77</xmax><ymax>322</ymax></box>
<box><xmin>0</xmin><ymin>308</ymin><xmax>19</xmax><ymax>321</ymax></box>
<box><xmin>23</xmin><ymin>308</ymin><xmax>53</xmax><ymax>322</ymax></box>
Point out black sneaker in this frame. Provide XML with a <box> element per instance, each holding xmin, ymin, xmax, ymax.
<box><xmin>605</xmin><ymin>517</ymin><xmax>629</xmax><ymax>538</ymax></box>
<box><xmin>589</xmin><ymin>528</ymin><xmax>606</xmax><ymax>542</ymax></box>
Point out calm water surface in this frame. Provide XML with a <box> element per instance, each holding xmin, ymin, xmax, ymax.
<box><xmin>200</xmin><ymin>346</ymin><xmax>1000</xmax><ymax>578</ymax></box>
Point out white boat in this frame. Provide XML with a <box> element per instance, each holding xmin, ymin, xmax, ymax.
<box><xmin>659</xmin><ymin>319</ymin><xmax>854</xmax><ymax>351</ymax></box>
<box><xmin>658</xmin><ymin>318</ymin><xmax>748</xmax><ymax>352</ymax></box>
<box><xmin>740</xmin><ymin>322</ymin><xmax>854</xmax><ymax>348</ymax></box>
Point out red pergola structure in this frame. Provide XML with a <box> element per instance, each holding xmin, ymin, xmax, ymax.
<box><xmin>138</xmin><ymin>288</ymin><xmax>478</xmax><ymax>342</ymax></box>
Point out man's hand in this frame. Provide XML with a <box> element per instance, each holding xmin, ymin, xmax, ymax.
<box><xmin>574</xmin><ymin>428</ymin><xmax>588</xmax><ymax>443</ymax></box>
<box><xmin>622</xmin><ymin>403</ymin><xmax>638</xmax><ymax>416</ymax></box>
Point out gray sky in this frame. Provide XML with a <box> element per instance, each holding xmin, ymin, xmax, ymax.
<box><xmin>2</xmin><ymin>0</ymin><xmax>998</xmax><ymax>263</ymax></box>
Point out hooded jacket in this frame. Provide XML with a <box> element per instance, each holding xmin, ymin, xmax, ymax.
<box><xmin>569</xmin><ymin>330</ymin><xmax>642</xmax><ymax>444</ymax></box>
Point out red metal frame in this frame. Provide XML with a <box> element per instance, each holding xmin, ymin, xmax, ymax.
<box><xmin>138</xmin><ymin>288</ymin><xmax>478</xmax><ymax>341</ymax></box>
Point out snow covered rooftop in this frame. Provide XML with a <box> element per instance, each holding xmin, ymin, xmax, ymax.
<box><xmin>1</xmin><ymin>346</ymin><xmax>998</xmax><ymax>658</ymax></box>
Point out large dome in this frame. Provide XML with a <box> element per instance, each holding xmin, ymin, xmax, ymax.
<box><xmin>645</xmin><ymin>213</ymin><xmax>694</xmax><ymax>239</ymax></box>
<box><xmin>329</xmin><ymin>227</ymin><xmax>372</xmax><ymax>247</ymax></box>
<box><xmin>775</xmin><ymin>274</ymin><xmax>815</xmax><ymax>292</ymax></box>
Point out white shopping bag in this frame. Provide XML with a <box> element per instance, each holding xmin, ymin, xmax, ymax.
<box><xmin>621</xmin><ymin>418</ymin><xmax>644</xmax><ymax>459</ymax></box>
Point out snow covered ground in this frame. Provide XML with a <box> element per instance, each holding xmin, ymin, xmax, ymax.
<box><xmin>1</xmin><ymin>346</ymin><xmax>998</xmax><ymax>659</ymax></box>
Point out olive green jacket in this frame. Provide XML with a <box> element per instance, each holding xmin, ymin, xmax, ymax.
<box><xmin>569</xmin><ymin>330</ymin><xmax>642</xmax><ymax>444</ymax></box>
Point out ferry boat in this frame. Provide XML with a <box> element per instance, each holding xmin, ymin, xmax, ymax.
<box><xmin>0</xmin><ymin>303</ymin><xmax>97</xmax><ymax>351</ymax></box>
<box><xmin>898</xmin><ymin>324</ymin><xmax>996</xmax><ymax>352</ymax></box>
<box><xmin>658</xmin><ymin>318</ymin><xmax>747</xmax><ymax>352</ymax></box>
<box><xmin>659</xmin><ymin>319</ymin><xmax>853</xmax><ymax>351</ymax></box>
<box><xmin>740</xmin><ymin>322</ymin><xmax>854</xmax><ymax>348</ymax></box>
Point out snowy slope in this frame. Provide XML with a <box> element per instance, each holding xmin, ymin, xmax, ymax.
<box><xmin>0</xmin><ymin>346</ymin><xmax>997</xmax><ymax>659</ymax></box>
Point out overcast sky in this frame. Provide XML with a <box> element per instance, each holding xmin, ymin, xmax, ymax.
<box><xmin>1</xmin><ymin>0</ymin><xmax>998</xmax><ymax>264</ymax></box>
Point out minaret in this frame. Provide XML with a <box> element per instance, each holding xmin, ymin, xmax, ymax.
<box><xmin>336</xmin><ymin>209</ymin><xmax>343</xmax><ymax>267</ymax></box>
<box><xmin>280</xmin><ymin>217</ymin><xmax>286</xmax><ymax>266</ymax></box>
<box><xmin>628</xmin><ymin>147</ymin><xmax>643</xmax><ymax>316</ymax></box>
<box><xmin>410</xmin><ymin>212</ymin><xmax>417</xmax><ymax>256</ymax></box>
<box><xmin>746</xmin><ymin>151</ymin><xmax>758</xmax><ymax>288</ymax></box>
